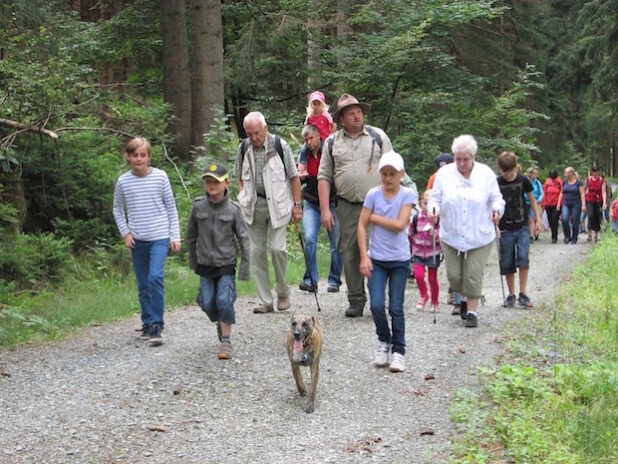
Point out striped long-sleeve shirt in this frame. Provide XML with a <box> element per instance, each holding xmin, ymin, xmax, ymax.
<box><xmin>113</xmin><ymin>168</ymin><xmax>181</xmax><ymax>242</ymax></box>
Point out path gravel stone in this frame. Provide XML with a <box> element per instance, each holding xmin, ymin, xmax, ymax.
<box><xmin>0</xmin><ymin>235</ymin><xmax>589</xmax><ymax>463</ymax></box>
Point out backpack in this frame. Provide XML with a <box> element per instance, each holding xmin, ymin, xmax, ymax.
<box><xmin>240</xmin><ymin>135</ymin><xmax>287</xmax><ymax>177</ymax></box>
<box><xmin>326</xmin><ymin>125</ymin><xmax>383</xmax><ymax>167</ymax></box>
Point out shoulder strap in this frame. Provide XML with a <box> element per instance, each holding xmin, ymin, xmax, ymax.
<box><xmin>240</xmin><ymin>136</ymin><xmax>287</xmax><ymax>178</ymax></box>
<box><xmin>364</xmin><ymin>125</ymin><xmax>383</xmax><ymax>150</ymax></box>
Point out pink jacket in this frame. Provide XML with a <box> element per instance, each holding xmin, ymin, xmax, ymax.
<box><xmin>408</xmin><ymin>210</ymin><xmax>441</xmax><ymax>260</ymax></box>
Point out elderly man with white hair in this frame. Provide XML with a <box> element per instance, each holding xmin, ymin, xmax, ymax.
<box><xmin>427</xmin><ymin>134</ymin><xmax>504</xmax><ymax>328</ymax></box>
<box><xmin>234</xmin><ymin>111</ymin><xmax>302</xmax><ymax>314</ymax></box>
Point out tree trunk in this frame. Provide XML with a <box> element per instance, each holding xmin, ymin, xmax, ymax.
<box><xmin>162</xmin><ymin>0</ymin><xmax>192</xmax><ymax>160</ymax></box>
<box><xmin>189</xmin><ymin>0</ymin><xmax>225</xmax><ymax>154</ymax></box>
<box><xmin>307</xmin><ymin>0</ymin><xmax>321</xmax><ymax>90</ymax></box>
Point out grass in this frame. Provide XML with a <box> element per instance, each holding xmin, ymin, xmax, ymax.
<box><xmin>0</xmin><ymin>225</ymin><xmax>333</xmax><ymax>347</ymax></box>
<box><xmin>450</xmin><ymin>233</ymin><xmax>618</xmax><ymax>463</ymax></box>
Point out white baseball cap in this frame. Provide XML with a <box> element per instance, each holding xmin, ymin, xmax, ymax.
<box><xmin>378</xmin><ymin>150</ymin><xmax>405</xmax><ymax>172</ymax></box>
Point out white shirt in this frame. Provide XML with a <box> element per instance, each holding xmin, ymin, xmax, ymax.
<box><xmin>427</xmin><ymin>162</ymin><xmax>504</xmax><ymax>252</ymax></box>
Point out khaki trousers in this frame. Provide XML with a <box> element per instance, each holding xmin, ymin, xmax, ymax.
<box><xmin>336</xmin><ymin>199</ymin><xmax>367</xmax><ymax>308</ymax></box>
<box><xmin>246</xmin><ymin>198</ymin><xmax>290</xmax><ymax>307</ymax></box>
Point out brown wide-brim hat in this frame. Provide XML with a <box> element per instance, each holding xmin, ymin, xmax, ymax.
<box><xmin>332</xmin><ymin>93</ymin><xmax>370</xmax><ymax>123</ymax></box>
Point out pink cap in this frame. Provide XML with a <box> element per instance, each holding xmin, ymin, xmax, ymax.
<box><xmin>308</xmin><ymin>91</ymin><xmax>325</xmax><ymax>103</ymax></box>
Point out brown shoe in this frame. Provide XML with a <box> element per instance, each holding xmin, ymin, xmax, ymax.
<box><xmin>277</xmin><ymin>297</ymin><xmax>291</xmax><ymax>311</ymax></box>
<box><xmin>218</xmin><ymin>340</ymin><xmax>232</xmax><ymax>360</ymax></box>
<box><xmin>253</xmin><ymin>304</ymin><xmax>274</xmax><ymax>314</ymax></box>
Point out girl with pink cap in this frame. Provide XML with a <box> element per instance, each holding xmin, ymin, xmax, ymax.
<box><xmin>297</xmin><ymin>91</ymin><xmax>336</xmax><ymax>179</ymax></box>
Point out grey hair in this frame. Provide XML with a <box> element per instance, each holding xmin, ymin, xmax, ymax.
<box><xmin>451</xmin><ymin>134</ymin><xmax>478</xmax><ymax>157</ymax></box>
<box><xmin>243</xmin><ymin>111</ymin><xmax>267</xmax><ymax>128</ymax></box>
<box><xmin>301</xmin><ymin>124</ymin><xmax>319</xmax><ymax>138</ymax></box>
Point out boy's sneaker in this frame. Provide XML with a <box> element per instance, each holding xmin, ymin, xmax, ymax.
<box><xmin>504</xmin><ymin>294</ymin><xmax>516</xmax><ymax>307</ymax></box>
<box><xmin>518</xmin><ymin>293</ymin><xmax>533</xmax><ymax>308</ymax></box>
<box><xmin>465</xmin><ymin>312</ymin><xmax>478</xmax><ymax>328</ymax></box>
<box><xmin>147</xmin><ymin>325</ymin><xmax>164</xmax><ymax>347</ymax></box>
<box><xmin>139</xmin><ymin>325</ymin><xmax>151</xmax><ymax>340</ymax></box>
<box><xmin>218</xmin><ymin>340</ymin><xmax>232</xmax><ymax>360</ymax></box>
<box><xmin>389</xmin><ymin>352</ymin><xmax>405</xmax><ymax>372</ymax></box>
<box><xmin>374</xmin><ymin>342</ymin><xmax>390</xmax><ymax>367</ymax></box>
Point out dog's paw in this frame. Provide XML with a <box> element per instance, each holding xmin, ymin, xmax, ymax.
<box><xmin>298</xmin><ymin>388</ymin><xmax>306</xmax><ymax>397</ymax></box>
<box><xmin>304</xmin><ymin>400</ymin><xmax>314</xmax><ymax>413</ymax></box>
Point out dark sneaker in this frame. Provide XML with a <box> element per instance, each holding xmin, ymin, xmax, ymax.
<box><xmin>459</xmin><ymin>301</ymin><xmax>468</xmax><ymax>320</ymax></box>
<box><xmin>571</xmin><ymin>238</ymin><xmax>578</xmax><ymax>244</ymax></box>
<box><xmin>327</xmin><ymin>283</ymin><xmax>340</xmax><ymax>293</ymax></box>
<box><xmin>253</xmin><ymin>304</ymin><xmax>274</xmax><ymax>314</ymax></box>
<box><xmin>465</xmin><ymin>312</ymin><xmax>478</xmax><ymax>328</ymax></box>
<box><xmin>551</xmin><ymin>238</ymin><xmax>557</xmax><ymax>244</ymax></box>
<box><xmin>139</xmin><ymin>325</ymin><xmax>151</xmax><ymax>341</ymax></box>
<box><xmin>299</xmin><ymin>282</ymin><xmax>317</xmax><ymax>293</ymax></box>
<box><xmin>345</xmin><ymin>305</ymin><xmax>363</xmax><ymax>318</ymax></box>
<box><xmin>148</xmin><ymin>325</ymin><xmax>164</xmax><ymax>347</ymax></box>
<box><xmin>504</xmin><ymin>294</ymin><xmax>516</xmax><ymax>307</ymax></box>
<box><xmin>518</xmin><ymin>293</ymin><xmax>533</xmax><ymax>309</ymax></box>
<box><xmin>563</xmin><ymin>237</ymin><xmax>570</xmax><ymax>244</ymax></box>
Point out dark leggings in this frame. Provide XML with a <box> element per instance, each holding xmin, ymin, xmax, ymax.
<box><xmin>545</xmin><ymin>205</ymin><xmax>560</xmax><ymax>241</ymax></box>
<box><xmin>586</xmin><ymin>202</ymin><xmax>602</xmax><ymax>232</ymax></box>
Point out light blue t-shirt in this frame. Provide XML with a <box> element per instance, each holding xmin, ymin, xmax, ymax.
<box><xmin>363</xmin><ymin>186</ymin><xmax>416</xmax><ymax>262</ymax></box>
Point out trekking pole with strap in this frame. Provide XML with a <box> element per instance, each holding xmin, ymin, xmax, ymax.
<box><xmin>431</xmin><ymin>207</ymin><xmax>437</xmax><ymax>324</ymax></box>
<box><xmin>495</xmin><ymin>223</ymin><xmax>506</xmax><ymax>307</ymax></box>
<box><xmin>294</xmin><ymin>222</ymin><xmax>321</xmax><ymax>312</ymax></box>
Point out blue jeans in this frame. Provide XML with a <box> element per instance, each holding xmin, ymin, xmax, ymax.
<box><xmin>302</xmin><ymin>201</ymin><xmax>342</xmax><ymax>287</ymax></box>
<box><xmin>499</xmin><ymin>227</ymin><xmax>530</xmax><ymax>275</ymax></box>
<box><xmin>367</xmin><ymin>259</ymin><xmax>410</xmax><ymax>355</ymax></box>
<box><xmin>197</xmin><ymin>274</ymin><xmax>237</xmax><ymax>324</ymax></box>
<box><xmin>562</xmin><ymin>203</ymin><xmax>582</xmax><ymax>241</ymax></box>
<box><xmin>131</xmin><ymin>239</ymin><xmax>169</xmax><ymax>329</ymax></box>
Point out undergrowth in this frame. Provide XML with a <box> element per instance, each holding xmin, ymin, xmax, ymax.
<box><xmin>450</xmin><ymin>234</ymin><xmax>618</xmax><ymax>463</ymax></box>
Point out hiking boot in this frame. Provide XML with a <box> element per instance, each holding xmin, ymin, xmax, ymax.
<box><xmin>518</xmin><ymin>292</ymin><xmax>533</xmax><ymax>309</ymax></box>
<box><xmin>389</xmin><ymin>352</ymin><xmax>405</xmax><ymax>372</ymax></box>
<box><xmin>299</xmin><ymin>282</ymin><xmax>317</xmax><ymax>293</ymax></box>
<box><xmin>327</xmin><ymin>283</ymin><xmax>340</xmax><ymax>293</ymax></box>
<box><xmin>216</xmin><ymin>321</ymin><xmax>222</xmax><ymax>342</ymax></box>
<box><xmin>345</xmin><ymin>305</ymin><xmax>363</xmax><ymax>318</ymax></box>
<box><xmin>374</xmin><ymin>342</ymin><xmax>390</xmax><ymax>367</ymax></box>
<box><xmin>253</xmin><ymin>304</ymin><xmax>274</xmax><ymax>314</ymax></box>
<box><xmin>218</xmin><ymin>340</ymin><xmax>232</xmax><ymax>360</ymax></box>
<box><xmin>465</xmin><ymin>312</ymin><xmax>478</xmax><ymax>328</ymax></box>
<box><xmin>416</xmin><ymin>294</ymin><xmax>429</xmax><ymax>311</ymax></box>
<box><xmin>148</xmin><ymin>325</ymin><xmax>164</xmax><ymax>347</ymax></box>
<box><xmin>277</xmin><ymin>297</ymin><xmax>291</xmax><ymax>311</ymax></box>
<box><xmin>504</xmin><ymin>294</ymin><xmax>516</xmax><ymax>307</ymax></box>
<box><xmin>459</xmin><ymin>301</ymin><xmax>468</xmax><ymax>320</ymax></box>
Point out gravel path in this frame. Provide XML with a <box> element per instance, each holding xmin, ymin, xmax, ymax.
<box><xmin>0</xmin><ymin>235</ymin><xmax>589</xmax><ymax>463</ymax></box>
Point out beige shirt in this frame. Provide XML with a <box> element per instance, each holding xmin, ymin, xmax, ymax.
<box><xmin>317</xmin><ymin>125</ymin><xmax>392</xmax><ymax>203</ymax></box>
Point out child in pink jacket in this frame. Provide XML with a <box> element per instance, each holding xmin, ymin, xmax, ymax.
<box><xmin>409</xmin><ymin>190</ymin><xmax>441</xmax><ymax>312</ymax></box>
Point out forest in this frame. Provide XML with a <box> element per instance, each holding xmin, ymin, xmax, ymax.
<box><xmin>0</xmin><ymin>0</ymin><xmax>616</xmax><ymax>292</ymax></box>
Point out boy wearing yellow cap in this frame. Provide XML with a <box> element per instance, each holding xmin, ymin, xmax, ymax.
<box><xmin>186</xmin><ymin>162</ymin><xmax>250</xmax><ymax>360</ymax></box>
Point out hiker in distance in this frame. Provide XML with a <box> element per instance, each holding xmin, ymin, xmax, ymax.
<box><xmin>317</xmin><ymin>93</ymin><xmax>393</xmax><ymax>318</ymax></box>
<box><xmin>233</xmin><ymin>111</ymin><xmax>303</xmax><ymax>314</ymax></box>
<box><xmin>427</xmin><ymin>134</ymin><xmax>505</xmax><ymax>328</ymax></box>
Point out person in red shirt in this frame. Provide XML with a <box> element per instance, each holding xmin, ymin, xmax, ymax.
<box><xmin>584</xmin><ymin>165</ymin><xmax>607</xmax><ymax>242</ymax></box>
<box><xmin>542</xmin><ymin>169</ymin><xmax>562</xmax><ymax>243</ymax></box>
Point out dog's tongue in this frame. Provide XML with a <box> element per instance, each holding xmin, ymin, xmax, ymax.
<box><xmin>293</xmin><ymin>340</ymin><xmax>303</xmax><ymax>352</ymax></box>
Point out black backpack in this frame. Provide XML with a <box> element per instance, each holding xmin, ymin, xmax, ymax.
<box><xmin>240</xmin><ymin>135</ymin><xmax>287</xmax><ymax>177</ymax></box>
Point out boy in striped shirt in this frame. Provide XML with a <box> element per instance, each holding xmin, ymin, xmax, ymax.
<box><xmin>113</xmin><ymin>137</ymin><xmax>181</xmax><ymax>346</ymax></box>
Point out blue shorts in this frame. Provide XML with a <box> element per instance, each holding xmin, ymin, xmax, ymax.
<box><xmin>499</xmin><ymin>227</ymin><xmax>530</xmax><ymax>275</ymax></box>
<box><xmin>413</xmin><ymin>254</ymin><xmax>440</xmax><ymax>268</ymax></box>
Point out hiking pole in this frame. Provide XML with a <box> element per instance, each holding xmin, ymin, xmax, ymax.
<box><xmin>431</xmin><ymin>207</ymin><xmax>437</xmax><ymax>324</ymax></box>
<box><xmin>294</xmin><ymin>221</ymin><xmax>321</xmax><ymax>312</ymax></box>
<box><xmin>495</xmin><ymin>224</ymin><xmax>506</xmax><ymax>307</ymax></box>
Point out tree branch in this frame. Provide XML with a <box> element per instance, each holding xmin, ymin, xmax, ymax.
<box><xmin>54</xmin><ymin>126</ymin><xmax>136</xmax><ymax>138</ymax></box>
<box><xmin>162</xmin><ymin>142</ymin><xmax>192</xmax><ymax>203</ymax></box>
<box><xmin>0</xmin><ymin>117</ymin><xmax>58</xmax><ymax>139</ymax></box>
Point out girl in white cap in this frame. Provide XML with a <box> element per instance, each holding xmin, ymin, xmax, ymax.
<box><xmin>358</xmin><ymin>151</ymin><xmax>416</xmax><ymax>373</ymax></box>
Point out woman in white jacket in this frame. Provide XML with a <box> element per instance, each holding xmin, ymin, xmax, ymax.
<box><xmin>428</xmin><ymin>135</ymin><xmax>504</xmax><ymax>328</ymax></box>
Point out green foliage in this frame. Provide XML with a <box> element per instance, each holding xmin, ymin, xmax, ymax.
<box><xmin>451</xmin><ymin>235</ymin><xmax>618</xmax><ymax>463</ymax></box>
<box><xmin>0</xmin><ymin>232</ymin><xmax>73</xmax><ymax>290</ymax></box>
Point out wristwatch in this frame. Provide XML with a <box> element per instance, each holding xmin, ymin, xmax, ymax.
<box><xmin>294</xmin><ymin>201</ymin><xmax>302</xmax><ymax>208</ymax></box>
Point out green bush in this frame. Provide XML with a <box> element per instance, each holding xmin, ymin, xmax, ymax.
<box><xmin>0</xmin><ymin>232</ymin><xmax>73</xmax><ymax>289</ymax></box>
